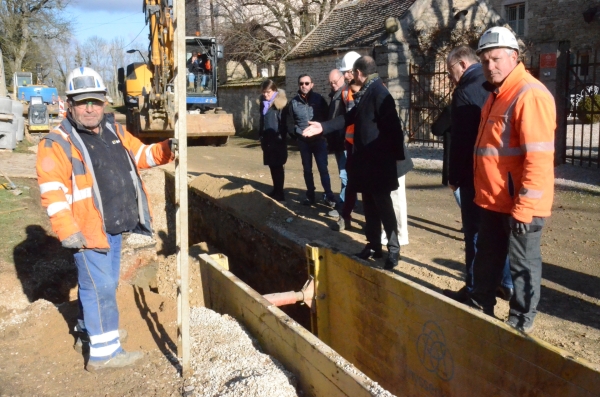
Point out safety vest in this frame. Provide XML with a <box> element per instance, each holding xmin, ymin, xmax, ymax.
<box><xmin>341</xmin><ymin>86</ymin><xmax>355</xmax><ymax>144</ymax></box>
<box><xmin>474</xmin><ymin>62</ymin><xmax>556</xmax><ymax>223</ymax></box>
<box><xmin>36</xmin><ymin>115</ymin><xmax>174</xmax><ymax>249</ymax></box>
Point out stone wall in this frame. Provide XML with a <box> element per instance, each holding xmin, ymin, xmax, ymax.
<box><xmin>218</xmin><ymin>77</ymin><xmax>286</xmax><ymax>136</ymax></box>
<box><xmin>487</xmin><ymin>0</ymin><xmax>600</xmax><ymax>51</ymax></box>
<box><xmin>218</xmin><ymin>83</ymin><xmax>261</xmax><ymax>136</ymax></box>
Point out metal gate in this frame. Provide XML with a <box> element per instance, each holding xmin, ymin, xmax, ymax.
<box><xmin>408</xmin><ymin>62</ymin><xmax>451</xmax><ymax>146</ymax></box>
<box><xmin>565</xmin><ymin>50</ymin><xmax>600</xmax><ymax>167</ymax></box>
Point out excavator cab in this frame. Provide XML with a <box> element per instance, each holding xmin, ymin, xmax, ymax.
<box><xmin>185</xmin><ymin>37</ymin><xmax>221</xmax><ymax>111</ymax></box>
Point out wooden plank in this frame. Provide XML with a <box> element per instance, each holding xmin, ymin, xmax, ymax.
<box><xmin>316</xmin><ymin>246</ymin><xmax>600</xmax><ymax>397</ymax></box>
<box><xmin>174</xmin><ymin>0</ymin><xmax>190</xmax><ymax>377</ymax></box>
<box><xmin>197</xmin><ymin>254</ymin><xmax>387</xmax><ymax>397</ymax></box>
<box><xmin>307</xmin><ymin>245</ymin><xmax>330</xmax><ymax>344</ymax></box>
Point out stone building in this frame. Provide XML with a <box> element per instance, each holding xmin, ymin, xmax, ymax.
<box><xmin>284</xmin><ymin>0</ymin><xmax>503</xmax><ymax>112</ymax></box>
<box><xmin>487</xmin><ymin>0</ymin><xmax>600</xmax><ymax>52</ymax></box>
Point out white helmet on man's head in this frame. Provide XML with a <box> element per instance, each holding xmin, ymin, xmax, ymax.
<box><xmin>65</xmin><ymin>66</ymin><xmax>107</xmax><ymax>101</ymax></box>
<box><xmin>476</xmin><ymin>26</ymin><xmax>519</xmax><ymax>55</ymax></box>
<box><xmin>339</xmin><ymin>51</ymin><xmax>361</xmax><ymax>72</ymax></box>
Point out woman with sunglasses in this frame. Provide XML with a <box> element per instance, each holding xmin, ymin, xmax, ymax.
<box><xmin>259</xmin><ymin>79</ymin><xmax>289</xmax><ymax>201</ymax></box>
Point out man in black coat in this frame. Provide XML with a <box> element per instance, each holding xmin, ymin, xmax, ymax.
<box><xmin>442</xmin><ymin>45</ymin><xmax>513</xmax><ymax>302</ymax></box>
<box><xmin>303</xmin><ymin>56</ymin><xmax>405</xmax><ymax>269</ymax></box>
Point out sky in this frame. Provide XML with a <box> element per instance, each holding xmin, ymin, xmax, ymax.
<box><xmin>65</xmin><ymin>0</ymin><xmax>149</xmax><ymax>51</ymax></box>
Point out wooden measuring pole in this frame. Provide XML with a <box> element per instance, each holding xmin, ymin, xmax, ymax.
<box><xmin>174</xmin><ymin>0</ymin><xmax>190</xmax><ymax>377</ymax></box>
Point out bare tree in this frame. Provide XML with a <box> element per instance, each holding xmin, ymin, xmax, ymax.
<box><xmin>0</xmin><ymin>0</ymin><xmax>70</xmax><ymax>81</ymax></box>
<box><xmin>204</xmin><ymin>0</ymin><xmax>341</xmax><ymax>78</ymax></box>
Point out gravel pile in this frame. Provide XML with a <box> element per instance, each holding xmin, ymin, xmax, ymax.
<box><xmin>184</xmin><ymin>307</ymin><xmax>299</xmax><ymax>397</ymax></box>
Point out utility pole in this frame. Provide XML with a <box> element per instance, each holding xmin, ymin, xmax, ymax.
<box><xmin>0</xmin><ymin>47</ymin><xmax>7</xmax><ymax>97</ymax></box>
<box><xmin>174</xmin><ymin>0</ymin><xmax>190</xmax><ymax>377</ymax></box>
<box><xmin>209</xmin><ymin>0</ymin><xmax>215</xmax><ymax>36</ymax></box>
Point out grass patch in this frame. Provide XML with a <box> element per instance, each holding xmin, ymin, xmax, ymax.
<box><xmin>0</xmin><ymin>179</ymin><xmax>45</xmax><ymax>264</ymax></box>
<box><xmin>13</xmin><ymin>139</ymin><xmax>36</xmax><ymax>154</ymax></box>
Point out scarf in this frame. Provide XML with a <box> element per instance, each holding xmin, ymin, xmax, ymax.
<box><xmin>353</xmin><ymin>73</ymin><xmax>379</xmax><ymax>107</ymax></box>
<box><xmin>262</xmin><ymin>91</ymin><xmax>278</xmax><ymax>115</ymax></box>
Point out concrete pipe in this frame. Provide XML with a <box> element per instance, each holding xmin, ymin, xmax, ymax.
<box><xmin>11</xmin><ymin>100</ymin><xmax>24</xmax><ymax>119</ymax></box>
<box><xmin>0</xmin><ymin>97</ymin><xmax>12</xmax><ymax>114</ymax></box>
<box><xmin>15</xmin><ymin>116</ymin><xmax>25</xmax><ymax>142</ymax></box>
<box><xmin>0</xmin><ymin>120</ymin><xmax>17</xmax><ymax>149</ymax></box>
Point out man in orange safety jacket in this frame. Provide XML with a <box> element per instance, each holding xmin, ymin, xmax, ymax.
<box><xmin>465</xmin><ymin>27</ymin><xmax>556</xmax><ymax>334</ymax></box>
<box><xmin>36</xmin><ymin>67</ymin><xmax>176</xmax><ymax>371</ymax></box>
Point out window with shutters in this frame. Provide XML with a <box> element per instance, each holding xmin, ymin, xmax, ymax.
<box><xmin>505</xmin><ymin>3</ymin><xmax>525</xmax><ymax>36</ymax></box>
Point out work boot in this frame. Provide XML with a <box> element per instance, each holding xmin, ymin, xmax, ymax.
<box><xmin>442</xmin><ymin>286</ymin><xmax>468</xmax><ymax>303</ymax></box>
<box><xmin>506</xmin><ymin>317</ymin><xmax>535</xmax><ymax>334</ymax></box>
<box><xmin>321</xmin><ymin>196</ymin><xmax>337</xmax><ymax>209</ymax></box>
<box><xmin>383</xmin><ymin>251</ymin><xmax>400</xmax><ymax>270</ymax></box>
<box><xmin>86</xmin><ymin>350</ymin><xmax>144</xmax><ymax>372</ymax></box>
<box><xmin>74</xmin><ymin>329</ymin><xmax>128</xmax><ymax>354</ymax></box>
<box><xmin>331</xmin><ymin>217</ymin><xmax>351</xmax><ymax>231</ymax></box>
<box><xmin>496</xmin><ymin>285</ymin><xmax>514</xmax><ymax>301</ymax></box>
<box><xmin>465</xmin><ymin>297</ymin><xmax>495</xmax><ymax>317</ymax></box>
<box><xmin>267</xmin><ymin>190</ymin><xmax>285</xmax><ymax>202</ymax></box>
<box><xmin>354</xmin><ymin>245</ymin><xmax>383</xmax><ymax>260</ymax></box>
<box><xmin>302</xmin><ymin>196</ymin><xmax>316</xmax><ymax>206</ymax></box>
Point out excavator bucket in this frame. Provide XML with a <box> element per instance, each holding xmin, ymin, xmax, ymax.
<box><xmin>186</xmin><ymin>113</ymin><xmax>235</xmax><ymax>137</ymax></box>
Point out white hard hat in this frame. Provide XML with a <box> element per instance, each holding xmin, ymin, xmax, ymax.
<box><xmin>476</xmin><ymin>26</ymin><xmax>519</xmax><ymax>55</ymax></box>
<box><xmin>65</xmin><ymin>66</ymin><xmax>107</xmax><ymax>101</ymax></box>
<box><xmin>339</xmin><ymin>51</ymin><xmax>361</xmax><ymax>72</ymax></box>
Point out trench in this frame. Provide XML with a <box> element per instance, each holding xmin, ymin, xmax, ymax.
<box><xmin>162</xmin><ymin>171</ymin><xmax>312</xmax><ymax>329</ymax></box>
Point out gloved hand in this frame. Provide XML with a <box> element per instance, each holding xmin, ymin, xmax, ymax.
<box><xmin>62</xmin><ymin>232</ymin><xmax>87</xmax><ymax>249</ymax></box>
<box><xmin>509</xmin><ymin>216</ymin><xmax>530</xmax><ymax>235</ymax></box>
<box><xmin>169</xmin><ymin>138</ymin><xmax>179</xmax><ymax>152</ymax></box>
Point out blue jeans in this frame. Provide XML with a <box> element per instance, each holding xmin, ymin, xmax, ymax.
<box><xmin>460</xmin><ymin>185</ymin><xmax>513</xmax><ymax>292</ymax></box>
<box><xmin>453</xmin><ymin>188</ymin><xmax>461</xmax><ymax>208</ymax></box>
<box><xmin>298</xmin><ymin>138</ymin><xmax>334</xmax><ymax>201</ymax></box>
<box><xmin>334</xmin><ymin>150</ymin><xmax>347</xmax><ymax>205</ymax></box>
<box><xmin>74</xmin><ymin>233</ymin><xmax>123</xmax><ymax>361</ymax></box>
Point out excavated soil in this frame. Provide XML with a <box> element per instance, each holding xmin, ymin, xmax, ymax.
<box><xmin>1</xmin><ymin>136</ymin><xmax>600</xmax><ymax>396</ymax></box>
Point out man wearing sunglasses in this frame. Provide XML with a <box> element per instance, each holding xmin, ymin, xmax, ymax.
<box><xmin>36</xmin><ymin>67</ymin><xmax>176</xmax><ymax>371</ymax></box>
<box><xmin>286</xmin><ymin>74</ymin><xmax>335</xmax><ymax>206</ymax></box>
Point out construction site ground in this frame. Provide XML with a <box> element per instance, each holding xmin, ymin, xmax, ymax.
<box><xmin>1</xmin><ymin>135</ymin><xmax>599</xmax><ymax>396</ymax></box>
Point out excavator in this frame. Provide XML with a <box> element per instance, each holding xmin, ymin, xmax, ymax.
<box><xmin>118</xmin><ymin>0</ymin><xmax>235</xmax><ymax>144</ymax></box>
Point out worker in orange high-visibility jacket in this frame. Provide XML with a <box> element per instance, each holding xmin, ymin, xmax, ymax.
<box><xmin>465</xmin><ymin>27</ymin><xmax>556</xmax><ymax>334</ymax></box>
<box><xmin>36</xmin><ymin>67</ymin><xmax>176</xmax><ymax>371</ymax></box>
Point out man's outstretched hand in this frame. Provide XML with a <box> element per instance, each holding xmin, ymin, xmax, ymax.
<box><xmin>302</xmin><ymin>121</ymin><xmax>323</xmax><ymax>138</ymax></box>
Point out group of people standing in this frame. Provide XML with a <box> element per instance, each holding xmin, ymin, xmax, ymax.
<box><xmin>258</xmin><ymin>26</ymin><xmax>556</xmax><ymax>334</ymax></box>
<box><xmin>259</xmin><ymin>53</ymin><xmax>411</xmax><ymax>270</ymax></box>
<box><xmin>34</xmin><ymin>25</ymin><xmax>555</xmax><ymax>373</ymax></box>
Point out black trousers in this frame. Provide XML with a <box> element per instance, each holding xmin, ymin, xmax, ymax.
<box><xmin>468</xmin><ymin>208</ymin><xmax>545</xmax><ymax>328</ymax></box>
<box><xmin>362</xmin><ymin>191</ymin><xmax>399</xmax><ymax>255</ymax></box>
<box><xmin>269</xmin><ymin>165</ymin><xmax>285</xmax><ymax>196</ymax></box>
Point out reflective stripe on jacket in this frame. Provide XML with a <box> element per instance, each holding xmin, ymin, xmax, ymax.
<box><xmin>341</xmin><ymin>87</ymin><xmax>355</xmax><ymax>144</ymax></box>
<box><xmin>36</xmin><ymin>114</ymin><xmax>174</xmax><ymax>249</ymax></box>
<box><xmin>474</xmin><ymin>62</ymin><xmax>556</xmax><ymax>223</ymax></box>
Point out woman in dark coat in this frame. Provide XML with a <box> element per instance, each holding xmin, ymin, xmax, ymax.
<box><xmin>259</xmin><ymin>79</ymin><xmax>288</xmax><ymax>201</ymax></box>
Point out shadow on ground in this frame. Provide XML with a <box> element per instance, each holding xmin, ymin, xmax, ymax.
<box><xmin>13</xmin><ymin>224</ymin><xmax>77</xmax><ymax>303</ymax></box>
